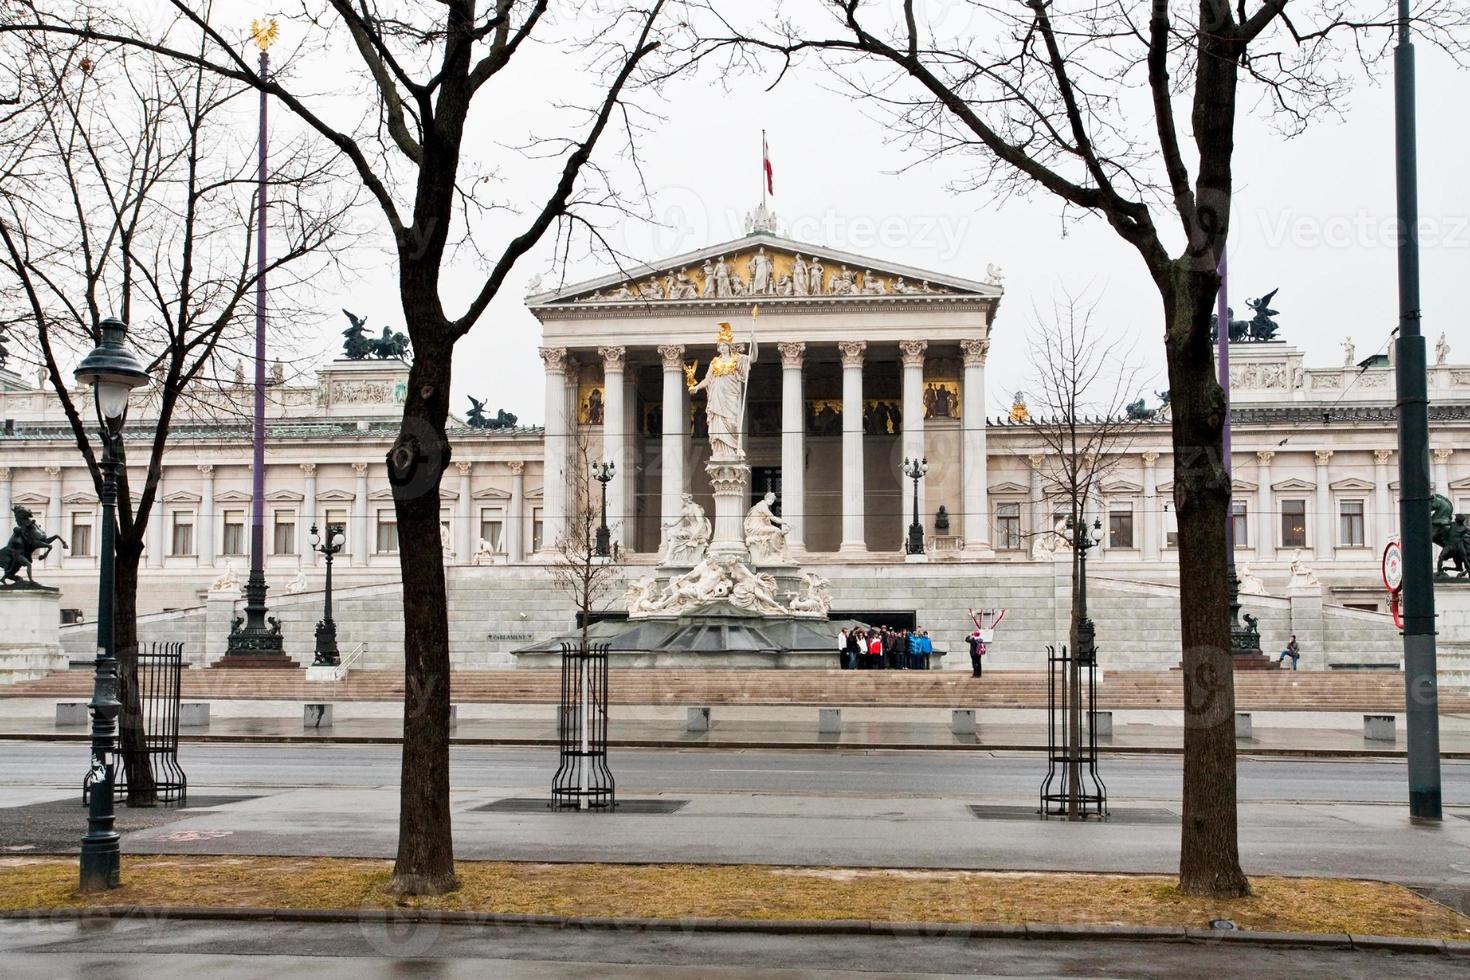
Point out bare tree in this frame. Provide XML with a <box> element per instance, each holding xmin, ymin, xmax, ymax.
<box><xmin>4</xmin><ymin>0</ymin><xmax>672</xmax><ymax>893</ymax></box>
<box><xmin>1020</xmin><ymin>293</ymin><xmax>1144</xmax><ymax>820</ymax></box>
<box><xmin>0</xmin><ymin>27</ymin><xmax>352</xmax><ymax>804</ymax></box>
<box><xmin>678</xmin><ymin>0</ymin><xmax>1470</xmax><ymax>896</ymax></box>
<box><xmin>547</xmin><ymin>430</ymin><xmax>625</xmax><ymax>653</ymax></box>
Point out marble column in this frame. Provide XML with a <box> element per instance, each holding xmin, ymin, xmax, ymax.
<box><xmin>0</xmin><ymin>467</ymin><xmax>11</xmax><ymax>533</ymax></box>
<box><xmin>143</xmin><ymin>466</ymin><xmax>163</xmax><ymax>568</ymax></box>
<box><xmin>300</xmin><ymin>462</ymin><xmax>317</xmax><ymax>565</ymax></box>
<box><xmin>1141</xmin><ymin>452</ymin><xmax>1160</xmax><ymax>561</ymax></box>
<box><xmin>959</xmin><ymin>339</ymin><xmax>991</xmax><ymax>553</ymax></box>
<box><xmin>1256</xmin><ymin>451</ymin><xmax>1276</xmax><ymax>561</ymax></box>
<box><xmin>1373</xmin><ymin>449</ymin><xmax>1394</xmax><ymax>543</ymax></box>
<box><xmin>507</xmin><ymin>460</ymin><xmax>526</xmax><ymax>562</ymax></box>
<box><xmin>838</xmin><ymin>340</ymin><xmax>867</xmax><ymax>553</ymax></box>
<box><xmin>455</xmin><ymin>460</ymin><xmax>473</xmax><ymax>564</ymax></box>
<box><xmin>198</xmin><ymin>464</ymin><xmax>216</xmax><ymax>566</ymax></box>
<box><xmin>658</xmin><ymin>344</ymin><xmax>687</xmax><ymax>551</ymax></box>
<box><xmin>1433</xmin><ymin>447</ymin><xmax>1454</xmax><ymax>494</ymax></box>
<box><xmin>1313</xmin><ymin>450</ymin><xmax>1333</xmax><ymax>560</ymax></box>
<box><xmin>1028</xmin><ymin>453</ymin><xmax>1046</xmax><ymax>550</ymax></box>
<box><xmin>899</xmin><ymin>339</ymin><xmax>927</xmax><ymax>548</ymax></box>
<box><xmin>599</xmin><ymin>346</ymin><xmax>626</xmax><ymax>550</ymax></box>
<box><xmin>538</xmin><ymin>347</ymin><xmax>570</xmax><ymax>552</ymax></box>
<box><xmin>44</xmin><ymin>466</ymin><xmax>63</xmax><ymax>568</ymax></box>
<box><xmin>351</xmin><ymin>462</ymin><xmax>369</xmax><ymax>567</ymax></box>
<box><xmin>778</xmin><ymin>342</ymin><xmax>806</xmax><ymax>551</ymax></box>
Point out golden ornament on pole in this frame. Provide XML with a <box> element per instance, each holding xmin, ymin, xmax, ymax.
<box><xmin>250</xmin><ymin>17</ymin><xmax>280</xmax><ymax>53</ymax></box>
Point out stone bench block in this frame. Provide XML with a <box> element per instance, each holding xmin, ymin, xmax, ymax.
<box><xmin>303</xmin><ymin>703</ymin><xmax>333</xmax><ymax>729</ymax></box>
<box><xmin>687</xmin><ymin>707</ymin><xmax>711</xmax><ymax>732</ymax></box>
<box><xmin>179</xmin><ymin>703</ymin><xmax>210</xmax><ymax>728</ymax></box>
<box><xmin>1364</xmin><ymin>714</ymin><xmax>1396</xmax><ymax>742</ymax></box>
<box><xmin>55</xmin><ymin>702</ymin><xmax>88</xmax><ymax>727</ymax></box>
<box><xmin>1235</xmin><ymin>713</ymin><xmax>1252</xmax><ymax>740</ymax></box>
<box><xmin>1089</xmin><ymin>710</ymin><xmax>1113</xmax><ymax>738</ymax></box>
<box><xmin>951</xmin><ymin>709</ymin><xmax>976</xmax><ymax>735</ymax></box>
<box><xmin>818</xmin><ymin>708</ymin><xmax>842</xmax><ymax>734</ymax></box>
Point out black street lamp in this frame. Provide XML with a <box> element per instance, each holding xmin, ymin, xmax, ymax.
<box><xmin>591</xmin><ymin>460</ymin><xmax>615</xmax><ymax>558</ymax></box>
<box><xmin>307</xmin><ymin>523</ymin><xmax>346</xmax><ymax>667</ymax></box>
<box><xmin>1066</xmin><ymin>516</ymin><xmax>1103</xmax><ymax>663</ymax></box>
<box><xmin>73</xmin><ymin>317</ymin><xmax>149</xmax><ymax>892</ymax></box>
<box><xmin>903</xmin><ymin>457</ymin><xmax>928</xmax><ymax>555</ymax></box>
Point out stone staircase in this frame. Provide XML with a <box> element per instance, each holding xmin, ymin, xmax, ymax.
<box><xmin>7</xmin><ymin>668</ymin><xmax>1467</xmax><ymax>713</ymax></box>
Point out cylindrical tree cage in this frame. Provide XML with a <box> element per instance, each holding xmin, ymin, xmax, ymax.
<box><xmin>84</xmin><ymin>641</ymin><xmax>188</xmax><ymax>806</ymax></box>
<box><xmin>1039</xmin><ymin>641</ymin><xmax>1107</xmax><ymax>819</ymax></box>
<box><xmin>551</xmin><ymin>640</ymin><xmax>615</xmax><ymax>810</ymax></box>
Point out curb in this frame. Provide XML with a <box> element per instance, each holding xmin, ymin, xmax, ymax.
<box><xmin>0</xmin><ymin>905</ymin><xmax>1463</xmax><ymax>953</ymax></box>
<box><xmin>2</xmin><ymin>732</ymin><xmax>1462</xmax><ymax>759</ymax></box>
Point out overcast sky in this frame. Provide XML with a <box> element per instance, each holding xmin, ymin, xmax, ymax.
<box><xmin>222</xmin><ymin>3</ymin><xmax>1469</xmax><ymax>425</ymax></box>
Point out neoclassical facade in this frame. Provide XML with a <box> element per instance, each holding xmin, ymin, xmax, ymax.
<box><xmin>1</xmin><ymin>220</ymin><xmax>1467</xmax><ymax>626</ymax></box>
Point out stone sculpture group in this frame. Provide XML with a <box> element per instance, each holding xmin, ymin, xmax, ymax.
<box><xmin>626</xmin><ymin>558</ymin><xmax>831</xmax><ymax>620</ymax></box>
<box><xmin>587</xmin><ymin>249</ymin><xmax>954</xmax><ymax>303</ymax></box>
<box><xmin>341</xmin><ymin>310</ymin><xmax>411</xmax><ymax>360</ymax></box>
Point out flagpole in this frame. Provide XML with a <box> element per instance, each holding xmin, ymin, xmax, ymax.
<box><xmin>761</xmin><ymin>130</ymin><xmax>767</xmax><ymax>210</ymax></box>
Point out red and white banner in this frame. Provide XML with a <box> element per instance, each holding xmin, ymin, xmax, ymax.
<box><xmin>762</xmin><ymin>132</ymin><xmax>774</xmax><ymax>196</ymax></box>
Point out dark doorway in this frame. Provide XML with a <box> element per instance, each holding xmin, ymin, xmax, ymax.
<box><xmin>751</xmin><ymin>465</ymin><xmax>782</xmax><ymax>515</ymax></box>
<box><xmin>830</xmin><ymin>610</ymin><xmax>916</xmax><ymax>630</ymax></box>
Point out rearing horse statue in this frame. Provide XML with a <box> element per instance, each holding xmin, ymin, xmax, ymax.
<box><xmin>0</xmin><ymin>506</ymin><xmax>68</xmax><ymax>586</ymax></box>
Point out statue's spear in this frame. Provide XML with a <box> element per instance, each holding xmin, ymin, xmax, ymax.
<box><xmin>737</xmin><ymin>304</ymin><xmax>759</xmax><ymax>456</ymax></box>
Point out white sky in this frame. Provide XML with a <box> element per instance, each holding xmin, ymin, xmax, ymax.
<box><xmin>224</xmin><ymin>4</ymin><xmax>1469</xmax><ymax>425</ymax></box>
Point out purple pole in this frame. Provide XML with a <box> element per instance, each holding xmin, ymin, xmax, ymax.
<box><xmin>1216</xmin><ymin>250</ymin><xmax>1233</xmax><ymax>564</ymax></box>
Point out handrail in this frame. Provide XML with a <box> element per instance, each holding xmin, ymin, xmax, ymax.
<box><xmin>332</xmin><ymin>642</ymin><xmax>366</xmax><ymax>681</ymax></box>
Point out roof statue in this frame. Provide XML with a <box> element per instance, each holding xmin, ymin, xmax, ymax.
<box><xmin>1210</xmin><ymin>287</ymin><xmax>1282</xmax><ymax>343</ymax></box>
<box><xmin>465</xmin><ymin>396</ymin><xmax>517</xmax><ymax>430</ymax></box>
<box><xmin>342</xmin><ymin>309</ymin><xmax>411</xmax><ymax>361</ymax></box>
<box><xmin>1009</xmin><ymin>392</ymin><xmax>1029</xmax><ymax>423</ymax></box>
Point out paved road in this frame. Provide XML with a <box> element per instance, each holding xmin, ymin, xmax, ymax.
<box><xmin>0</xmin><ymin>919</ymin><xmax>1461</xmax><ymax>979</ymax></box>
<box><xmin>5</xmin><ymin>741</ymin><xmax>1470</xmax><ymax>803</ymax></box>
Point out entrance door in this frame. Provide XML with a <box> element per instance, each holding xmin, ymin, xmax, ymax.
<box><xmin>751</xmin><ymin>466</ymin><xmax>783</xmax><ymax>516</ymax></box>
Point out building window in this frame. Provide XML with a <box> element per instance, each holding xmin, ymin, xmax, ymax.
<box><xmin>1108</xmin><ymin>505</ymin><xmax>1134</xmax><ymax>549</ymax></box>
<box><xmin>1339</xmin><ymin>499</ymin><xmax>1365</xmax><ymax>547</ymax></box>
<box><xmin>376</xmin><ymin>509</ymin><xmax>399</xmax><ymax>554</ymax></box>
<box><xmin>171</xmin><ymin>510</ymin><xmax>195</xmax><ymax>557</ymax></box>
<box><xmin>479</xmin><ymin>507</ymin><xmax>506</xmax><ymax>552</ymax></box>
<box><xmin>325</xmin><ymin>509</ymin><xmax>349</xmax><ymax>554</ymax></box>
<box><xmin>1281</xmin><ymin>499</ymin><xmax>1307</xmax><ymax>549</ymax></box>
<box><xmin>531</xmin><ymin>507</ymin><xmax>545</xmax><ymax>552</ymax></box>
<box><xmin>70</xmin><ymin>513</ymin><xmax>94</xmax><ymax>558</ymax></box>
<box><xmin>272</xmin><ymin>509</ymin><xmax>296</xmax><ymax>555</ymax></box>
<box><xmin>1231</xmin><ymin>500</ymin><xmax>1249</xmax><ymax>548</ymax></box>
<box><xmin>222</xmin><ymin>510</ymin><xmax>246</xmax><ymax>556</ymax></box>
<box><xmin>995</xmin><ymin>502</ymin><xmax>1021</xmax><ymax>550</ymax></box>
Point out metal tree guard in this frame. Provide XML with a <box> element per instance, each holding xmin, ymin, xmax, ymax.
<box><xmin>552</xmin><ymin>641</ymin><xmax>615</xmax><ymax>810</ymax></box>
<box><xmin>84</xmin><ymin>641</ymin><xmax>188</xmax><ymax>807</ymax></box>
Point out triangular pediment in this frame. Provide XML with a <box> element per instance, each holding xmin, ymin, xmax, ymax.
<box><xmin>1330</xmin><ymin>477</ymin><xmax>1375</xmax><ymax>492</ymax></box>
<box><xmin>266</xmin><ymin>489</ymin><xmax>304</xmax><ymax>503</ymax></box>
<box><xmin>987</xmin><ymin>481</ymin><xmax>1030</xmax><ymax>495</ymax></box>
<box><xmin>526</xmin><ymin>230</ymin><xmax>1003</xmax><ymax>310</ymax></box>
<box><xmin>1448</xmin><ymin>476</ymin><xmax>1470</xmax><ymax>491</ymax></box>
<box><xmin>215</xmin><ymin>490</ymin><xmax>252</xmax><ymax>503</ymax></box>
<box><xmin>1100</xmin><ymin>479</ymin><xmax>1144</xmax><ymax>495</ymax></box>
<box><xmin>162</xmin><ymin>490</ymin><xmax>202</xmax><ymax>504</ymax></box>
<box><xmin>63</xmin><ymin>491</ymin><xmax>99</xmax><ymax>505</ymax></box>
<box><xmin>1272</xmin><ymin>478</ymin><xmax>1316</xmax><ymax>492</ymax></box>
<box><xmin>472</xmin><ymin>487</ymin><xmax>511</xmax><ymax>501</ymax></box>
<box><xmin>316</xmin><ymin>488</ymin><xmax>356</xmax><ymax>502</ymax></box>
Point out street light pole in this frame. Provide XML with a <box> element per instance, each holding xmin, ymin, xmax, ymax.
<box><xmin>308</xmin><ymin>523</ymin><xmax>345</xmax><ymax>667</ymax></box>
<box><xmin>74</xmin><ymin>317</ymin><xmax>148</xmax><ymax>892</ymax></box>
<box><xmin>591</xmin><ymin>461</ymin><xmax>615</xmax><ymax>559</ymax></box>
<box><xmin>1392</xmin><ymin>0</ymin><xmax>1442</xmax><ymax>822</ymax></box>
<box><xmin>904</xmin><ymin>457</ymin><xmax>928</xmax><ymax>555</ymax></box>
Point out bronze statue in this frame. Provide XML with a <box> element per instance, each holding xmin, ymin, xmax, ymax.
<box><xmin>341</xmin><ymin>309</ymin><xmax>373</xmax><ymax>359</ymax></box>
<box><xmin>0</xmin><ymin>505</ymin><xmax>68</xmax><ymax>587</ymax></box>
<box><xmin>1125</xmin><ymin>398</ymin><xmax>1157</xmax><ymax>421</ymax></box>
<box><xmin>465</xmin><ymin>396</ymin><xmax>517</xmax><ymax>430</ymax></box>
<box><xmin>1245</xmin><ymin>288</ymin><xmax>1281</xmax><ymax>341</ymax></box>
<box><xmin>1432</xmin><ymin>492</ymin><xmax>1469</xmax><ymax>579</ymax></box>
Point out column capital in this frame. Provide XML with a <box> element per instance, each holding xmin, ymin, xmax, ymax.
<box><xmin>455</xmin><ymin>460</ymin><xmax>473</xmax><ymax>476</ymax></box>
<box><xmin>507</xmin><ymin>459</ymin><xmax>525</xmax><ymax>475</ymax></box>
<box><xmin>959</xmin><ymin>338</ymin><xmax>990</xmax><ymax>367</ymax></box>
<box><xmin>1027</xmin><ymin>453</ymin><xmax>1046</xmax><ymax>468</ymax></box>
<box><xmin>1373</xmin><ymin>449</ymin><xmax>1393</xmax><ymax>465</ymax></box>
<box><xmin>1314</xmin><ymin>449</ymin><xmax>1333</xmax><ymax>465</ymax></box>
<box><xmin>351</xmin><ymin>462</ymin><xmax>369</xmax><ymax>475</ymax></box>
<box><xmin>1141</xmin><ymin>451</ymin><xmax>1160</xmax><ymax>465</ymax></box>
<box><xmin>298</xmin><ymin>462</ymin><xmax>316</xmax><ymax>476</ymax></box>
<box><xmin>838</xmin><ymin>340</ymin><xmax>867</xmax><ymax>368</ymax></box>
<box><xmin>1432</xmin><ymin>447</ymin><xmax>1454</xmax><ymax>462</ymax></box>
<box><xmin>0</xmin><ymin>466</ymin><xmax>10</xmax><ymax>482</ymax></box>
<box><xmin>898</xmin><ymin>339</ymin><xmax>928</xmax><ymax>367</ymax></box>
<box><xmin>598</xmin><ymin>345</ymin><xmax>627</xmax><ymax>373</ymax></box>
<box><xmin>538</xmin><ymin>346</ymin><xmax>569</xmax><ymax>374</ymax></box>
<box><xmin>198</xmin><ymin>464</ymin><xmax>216</xmax><ymax>477</ymax></box>
<box><xmin>777</xmin><ymin>341</ymin><xmax>806</xmax><ymax>368</ymax></box>
<box><xmin>44</xmin><ymin>465</ymin><xmax>62</xmax><ymax>479</ymax></box>
<box><xmin>1256</xmin><ymin>450</ymin><xmax>1275</xmax><ymax>464</ymax></box>
<box><xmin>658</xmin><ymin>344</ymin><xmax>686</xmax><ymax>370</ymax></box>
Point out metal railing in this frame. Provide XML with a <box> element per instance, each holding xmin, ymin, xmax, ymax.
<box><xmin>1039</xmin><ymin>643</ymin><xmax>1108</xmax><ymax>820</ymax></box>
<box><xmin>84</xmin><ymin>641</ymin><xmax>188</xmax><ymax>807</ymax></box>
<box><xmin>328</xmin><ymin>642</ymin><xmax>367</xmax><ymax>681</ymax></box>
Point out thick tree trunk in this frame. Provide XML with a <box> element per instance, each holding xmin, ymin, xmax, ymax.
<box><xmin>385</xmin><ymin>324</ymin><xmax>458</xmax><ymax>896</ymax></box>
<box><xmin>1163</xmin><ymin>266</ymin><xmax>1249</xmax><ymax>897</ymax></box>
<box><xmin>112</xmin><ymin>540</ymin><xmax>157</xmax><ymax>806</ymax></box>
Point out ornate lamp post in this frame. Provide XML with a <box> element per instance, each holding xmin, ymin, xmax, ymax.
<box><xmin>307</xmin><ymin>523</ymin><xmax>345</xmax><ymax>667</ymax></box>
<box><xmin>73</xmin><ymin>317</ymin><xmax>149</xmax><ymax>892</ymax></box>
<box><xmin>224</xmin><ymin>17</ymin><xmax>285</xmax><ymax>664</ymax></box>
<box><xmin>903</xmin><ymin>456</ymin><xmax>928</xmax><ymax>555</ymax></box>
<box><xmin>591</xmin><ymin>460</ymin><xmax>615</xmax><ymax>558</ymax></box>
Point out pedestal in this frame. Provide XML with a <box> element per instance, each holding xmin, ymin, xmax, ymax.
<box><xmin>217</xmin><ymin>571</ymin><xmax>300</xmax><ymax>669</ymax></box>
<box><xmin>706</xmin><ymin>458</ymin><xmax>750</xmax><ymax>560</ymax></box>
<box><xmin>0</xmin><ymin>586</ymin><xmax>66</xmax><ymax>684</ymax></box>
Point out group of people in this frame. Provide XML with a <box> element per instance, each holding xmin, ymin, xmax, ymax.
<box><xmin>837</xmin><ymin>626</ymin><xmax>937</xmax><ymax>671</ymax></box>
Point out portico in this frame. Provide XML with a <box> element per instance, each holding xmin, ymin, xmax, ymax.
<box><xmin>527</xmin><ymin>224</ymin><xmax>1002</xmax><ymax>560</ymax></box>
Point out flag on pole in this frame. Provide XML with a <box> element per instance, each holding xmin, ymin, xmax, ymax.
<box><xmin>762</xmin><ymin>131</ymin><xmax>774</xmax><ymax>196</ymax></box>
